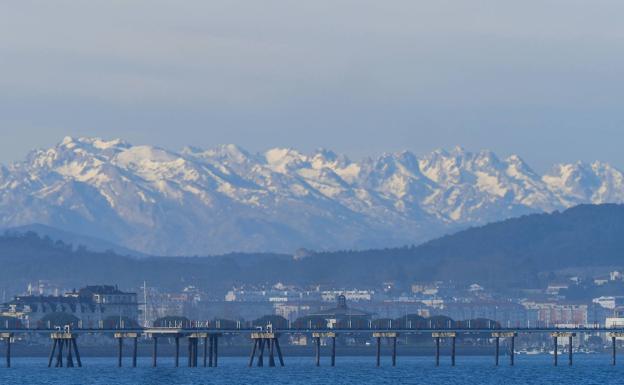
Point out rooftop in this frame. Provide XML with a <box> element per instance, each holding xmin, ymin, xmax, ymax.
<box><xmin>308</xmin><ymin>295</ymin><xmax>372</xmax><ymax>318</ymax></box>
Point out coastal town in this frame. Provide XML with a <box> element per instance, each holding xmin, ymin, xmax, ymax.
<box><xmin>3</xmin><ymin>268</ymin><xmax>624</xmax><ymax>353</ymax></box>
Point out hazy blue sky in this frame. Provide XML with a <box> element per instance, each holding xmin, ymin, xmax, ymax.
<box><xmin>1</xmin><ymin>0</ymin><xmax>624</xmax><ymax>171</ymax></box>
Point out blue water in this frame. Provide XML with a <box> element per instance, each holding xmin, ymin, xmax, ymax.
<box><xmin>0</xmin><ymin>355</ymin><xmax>622</xmax><ymax>385</ymax></box>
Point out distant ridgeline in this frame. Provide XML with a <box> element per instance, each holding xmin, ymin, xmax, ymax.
<box><xmin>1</xmin><ymin>204</ymin><xmax>624</xmax><ymax>291</ymax></box>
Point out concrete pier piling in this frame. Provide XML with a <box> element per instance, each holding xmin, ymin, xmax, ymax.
<box><xmin>174</xmin><ymin>336</ymin><xmax>180</xmax><ymax>368</ymax></box>
<box><xmin>72</xmin><ymin>338</ymin><xmax>82</xmax><ymax>367</ymax></box>
<box><xmin>510</xmin><ymin>335</ymin><xmax>515</xmax><ymax>366</ymax></box>
<box><xmin>609</xmin><ymin>333</ymin><xmax>624</xmax><ymax>366</ymax></box>
<box><xmin>274</xmin><ymin>337</ymin><xmax>285</xmax><ymax>367</ymax></box>
<box><xmin>209</xmin><ymin>335</ymin><xmax>214</xmax><ymax>367</ymax></box>
<box><xmin>152</xmin><ymin>336</ymin><xmax>158</xmax><ymax>367</ymax></box>
<box><xmin>5</xmin><ymin>336</ymin><xmax>9</xmax><ymax>368</ymax></box>
<box><xmin>118</xmin><ymin>337</ymin><xmax>123</xmax><ymax>367</ymax></box>
<box><xmin>316</xmin><ymin>336</ymin><xmax>321</xmax><ymax>367</ymax></box>
<box><xmin>147</xmin><ymin>330</ymin><xmax>218</xmax><ymax>369</ymax></box>
<box><xmin>249</xmin><ymin>339</ymin><xmax>258</xmax><ymax>367</ymax></box>
<box><xmin>250</xmin><ymin>332</ymin><xmax>283</xmax><ymax>368</ymax></box>
<box><xmin>203</xmin><ymin>336</ymin><xmax>208</xmax><ymax>367</ymax></box>
<box><xmin>257</xmin><ymin>339</ymin><xmax>264</xmax><ymax>367</ymax></box>
<box><xmin>553</xmin><ymin>336</ymin><xmax>558</xmax><ymax>366</ymax></box>
<box><xmin>1</xmin><ymin>333</ymin><xmax>12</xmax><ymax>368</ymax></box>
<box><xmin>492</xmin><ymin>332</ymin><xmax>517</xmax><ymax>367</ymax></box>
<box><xmin>268</xmin><ymin>339</ymin><xmax>276</xmax><ymax>367</ymax></box>
<box><xmin>113</xmin><ymin>332</ymin><xmax>139</xmax><ymax>368</ymax></box>
<box><xmin>114</xmin><ymin>333</ymin><xmax>139</xmax><ymax>368</ymax></box>
<box><xmin>56</xmin><ymin>337</ymin><xmax>63</xmax><ymax>367</ymax></box>
<box><xmin>132</xmin><ymin>337</ymin><xmax>138</xmax><ymax>368</ymax></box>
<box><xmin>373</xmin><ymin>332</ymin><xmax>398</xmax><ymax>367</ymax></box>
<box><xmin>495</xmin><ymin>337</ymin><xmax>499</xmax><ymax>366</ymax></box>
<box><xmin>187</xmin><ymin>338</ymin><xmax>193</xmax><ymax>367</ymax></box>
<box><xmin>187</xmin><ymin>333</ymin><xmax>208</xmax><ymax>368</ymax></box>
<box><xmin>213</xmin><ymin>335</ymin><xmax>219</xmax><ymax>367</ymax></box>
<box><xmin>432</xmin><ymin>332</ymin><xmax>456</xmax><ymax>367</ymax></box>
<box><xmin>392</xmin><ymin>335</ymin><xmax>397</xmax><ymax>367</ymax></box>
<box><xmin>309</xmin><ymin>332</ymin><xmax>336</xmax><ymax>367</ymax></box>
<box><xmin>451</xmin><ymin>336</ymin><xmax>456</xmax><ymax>366</ymax></box>
<box><xmin>66</xmin><ymin>339</ymin><xmax>74</xmax><ymax>368</ymax></box>
<box><xmin>550</xmin><ymin>332</ymin><xmax>575</xmax><ymax>367</ymax></box>
<box><xmin>48</xmin><ymin>339</ymin><xmax>57</xmax><ymax>368</ymax></box>
<box><xmin>435</xmin><ymin>336</ymin><xmax>440</xmax><ymax>366</ymax></box>
<box><xmin>48</xmin><ymin>331</ymin><xmax>82</xmax><ymax>368</ymax></box>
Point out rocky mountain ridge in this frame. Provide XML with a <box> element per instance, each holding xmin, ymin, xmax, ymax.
<box><xmin>1</xmin><ymin>137</ymin><xmax>623</xmax><ymax>255</ymax></box>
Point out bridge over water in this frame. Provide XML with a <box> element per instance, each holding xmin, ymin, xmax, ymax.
<box><xmin>1</xmin><ymin>326</ymin><xmax>623</xmax><ymax>368</ymax></box>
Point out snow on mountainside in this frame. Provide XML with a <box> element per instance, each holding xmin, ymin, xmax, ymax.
<box><xmin>0</xmin><ymin>136</ymin><xmax>623</xmax><ymax>255</ymax></box>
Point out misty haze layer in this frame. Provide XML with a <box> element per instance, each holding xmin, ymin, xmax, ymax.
<box><xmin>1</xmin><ymin>1</ymin><xmax>624</xmax><ymax>169</ymax></box>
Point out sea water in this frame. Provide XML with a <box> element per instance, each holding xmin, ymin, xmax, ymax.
<box><xmin>0</xmin><ymin>355</ymin><xmax>622</xmax><ymax>385</ymax></box>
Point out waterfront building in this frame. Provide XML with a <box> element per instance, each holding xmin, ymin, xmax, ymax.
<box><xmin>320</xmin><ymin>290</ymin><xmax>374</xmax><ymax>302</ymax></box>
<box><xmin>303</xmin><ymin>295</ymin><xmax>373</xmax><ymax>329</ymax></box>
<box><xmin>1</xmin><ymin>285</ymin><xmax>139</xmax><ymax>328</ymax></box>
<box><xmin>437</xmin><ymin>301</ymin><xmax>531</xmax><ymax>327</ymax></box>
<box><xmin>273</xmin><ymin>303</ymin><xmax>311</xmax><ymax>322</ymax></box>
<box><xmin>522</xmin><ymin>302</ymin><xmax>588</xmax><ymax>326</ymax></box>
<box><xmin>592</xmin><ymin>296</ymin><xmax>624</xmax><ymax>310</ymax></box>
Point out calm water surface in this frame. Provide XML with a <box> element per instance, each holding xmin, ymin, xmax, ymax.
<box><xmin>0</xmin><ymin>355</ymin><xmax>622</xmax><ymax>384</ymax></box>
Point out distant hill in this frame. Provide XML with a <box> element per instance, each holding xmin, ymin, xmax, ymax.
<box><xmin>412</xmin><ymin>203</ymin><xmax>624</xmax><ymax>274</ymax></box>
<box><xmin>4</xmin><ymin>224</ymin><xmax>147</xmax><ymax>258</ymax></box>
<box><xmin>306</xmin><ymin>204</ymin><xmax>624</xmax><ymax>289</ymax></box>
<box><xmin>0</xmin><ymin>231</ymin><xmax>289</xmax><ymax>293</ymax></box>
<box><xmin>1</xmin><ymin>204</ymin><xmax>623</xmax><ymax>293</ymax></box>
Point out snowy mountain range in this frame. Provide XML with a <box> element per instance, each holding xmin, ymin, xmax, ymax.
<box><xmin>1</xmin><ymin>136</ymin><xmax>623</xmax><ymax>256</ymax></box>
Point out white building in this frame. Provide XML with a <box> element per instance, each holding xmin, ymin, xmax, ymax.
<box><xmin>606</xmin><ymin>318</ymin><xmax>624</xmax><ymax>328</ymax></box>
<box><xmin>592</xmin><ymin>296</ymin><xmax>624</xmax><ymax>310</ymax></box>
<box><xmin>321</xmin><ymin>290</ymin><xmax>374</xmax><ymax>302</ymax></box>
<box><xmin>420</xmin><ymin>299</ymin><xmax>444</xmax><ymax>309</ymax></box>
<box><xmin>2</xmin><ymin>285</ymin><xmax>139</xmax><ymax>328</ymax></box>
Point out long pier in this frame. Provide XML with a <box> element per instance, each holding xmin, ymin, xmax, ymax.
<box><xmin>1</xmin><ymin>326</ymin><xmax>623</xmax><ymax>368</ymax></box>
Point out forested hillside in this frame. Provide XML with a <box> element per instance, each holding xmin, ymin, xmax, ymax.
<box><xmin>1</xmin><ymin>204</ymin><xmax>623</xmax><ymax>293</ymax></box>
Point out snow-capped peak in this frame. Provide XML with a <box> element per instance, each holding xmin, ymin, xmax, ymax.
<box><xmin>59</xmin><ymin>136</ymin><xmax>129</xmax><ymax>151</ymax></box>
<box><xmin>2</xmin><ymin>137</ymin><xmax>624</xmax><ymax>255</ymax></box>
<box><xmin>264</xmin><ymin>148</ymin><xmax>307</xmax><ymax>173</ymax></box>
